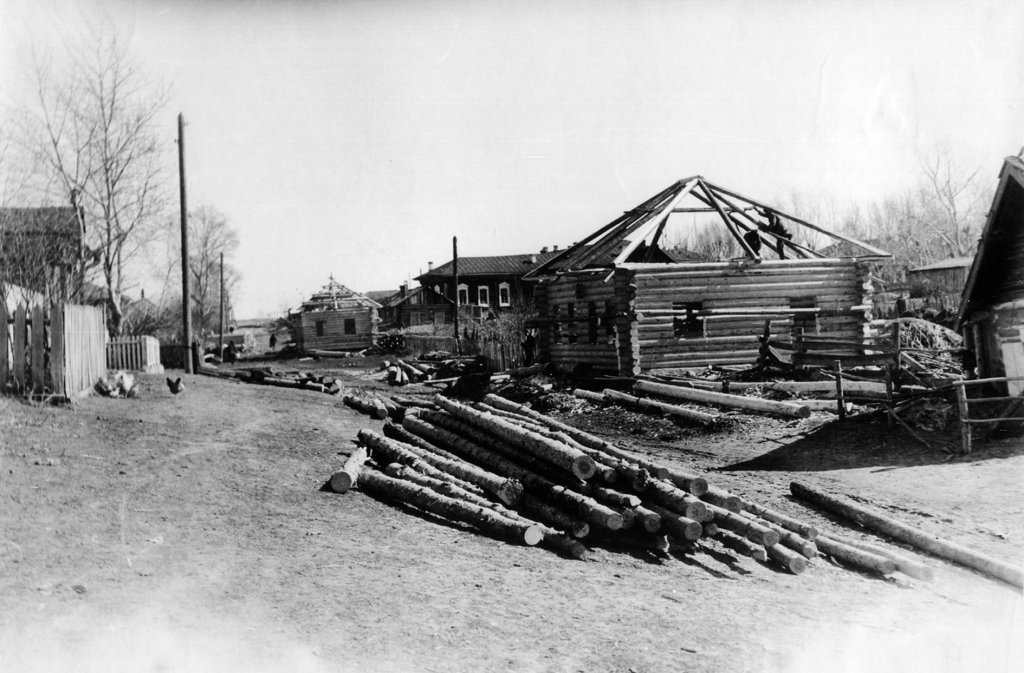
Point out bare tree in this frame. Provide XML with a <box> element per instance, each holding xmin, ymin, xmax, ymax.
<box><xmin>908</xmin><ymin>148</ymin><xmax>990</xmax><ymax>260</ymax></box>
<box><xmin>186</xmin><ymin>206</ymin><xmax>241</xmax><ymax>340</ymax></box>
<box><xmin>28</xmin><ymin>27</ymin><xmax>167</xmax><ymax>335</ymax></box>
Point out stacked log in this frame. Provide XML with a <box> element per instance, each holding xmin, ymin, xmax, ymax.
<box><xmin>325</xmin><ymin>392</ymin><xmax>954</xmax><ymax>580</ymax></box>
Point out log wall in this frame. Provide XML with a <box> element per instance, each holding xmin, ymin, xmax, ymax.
<box><xmin>298</xmin><ymin>307</ymin><xmax>378</xmax><ymax>351</ymax></box>
<box><xmin>630</xmin><ymin>259</ymin><xmax>872</xmax><ymax>371</ymax></box>
<box><xmin>536</xmin><ymin>259</ymin><xmax>874</xmax><ymax>374</ymax></box>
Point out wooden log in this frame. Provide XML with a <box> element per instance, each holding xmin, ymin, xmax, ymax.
<box><xmin>381</xmin><ymin>421</ymin><xmax>465</xmax><ymax>464</ymax></box>
<box><xmin>742</xmin><ymin>513</ymin><xmax>817</xmax><ymax>558</ymax></box>
<box><xmin>739</xmin><ymin>499</ymin><xmax>819</xmax><ymax>540</ymax></box>
<box><xmin>645</xmin><ymin>479</ymin><xmax>709</xmax><ymax>521</ymax></box>
<box><xmin>706</xmin><ymin>504</ymin><xmax>780</xmax><ymax>547</ymax></box>
<box><xmin>374</xmin><ymin>395</ymin><xmax>404</xmax><ymax>421</ymax></box>
<box><xmin>397</xmin><ymin>359</ymin><xmax>427</xmax><ymax>381</ymax></box>
<box><xmin>702</xmin><ymin>522</ymin><xmax>719</xmax><ymax>537</ymax></box>
<box><xmin>434</xmin><ymin>396</ymin><xmax>597</xmax><ymax>481</ymax></box>
<box><xmin>646</xmin><ymin>503</ymin><xmax>703</xmax><ymax>541</ymax></box>
<box><xmin>357</xmin><ymin>469</ymin><xmax>543</xmax><ymax>546</ymax></box>
<box><xmin>358</xmin><ymin>429</ymin><xmax>523</xmax><ymax>506</ymax></box>
<box><xmin>343</xmin><ymin>393</ymin><xmax>388</xmax><ymax>419</ymax></box>
<box><xmin>583</xmin><ymin>485</ymin><xmax>642</xmax><ymax>509</ymax></box>
<box><xmin>815</xmin><ymin>534</ymin><xmax>897</xmax><ymax>576</ymax></box>
<box><xmin>519</xmin><ymin>493</ymin><xmax>591</xmax><ymax>538</ymax></box>
<box><xmin>700</xmin><ymin>486</ymin><xmax>743</xmax><ymax>513</ymax></box>
<box><xmin>402</xmin><ymin>414</ymin><xmax>623</xmax><ymax>531</ymax></box>
<box><xmin>603</xmin><ymin>388</ymin><xmax>721</xmax><ymax>425</ymax></box>
<box><xmin>831</xmin><ymin>535</ymin><xmax>935</xmax><ymax>581</ymax></box>
<box><xmin>791</xmin><ymin>481</ymin><xmax>1019</xmax><ymax>587</ymax></box>
<box><xmin>632</xmin><ymin>504</ymin><xmax>662</xmax><ymax>533</ymax></box>
<box><xmin>614</xmin><ymin>506</ymin><xmax>637</xmax><ymax>530</ymax></box>
<box><xmin>329</xmin><ymin>446</ymin><xmax>369</xmax><ymax>494</ymax></box>
<box><xmin>713</xmin><ymin>528</ymin><xmax>768</xmax><ymax>562</ymax></box>
<box><xmin>391</xmin><ymin>395</ymin><xmax>437</xmax><ymax>409</ymax></box>
<box><xmin>635</xmin><ymin>380</ymin><xmax>811</xmax><ymax>418</ymax></box>
<box><xmin>573</xmin><ymin>388</ymin><xmax>608</xmax><ymax>405</ymax></box>
<box><xmin>662</xmin><ymin>469</ymin><xmax>709</xmax><ymax>497</ymax></box>
<box><xmin>766</xmin><ymin>543</ymin><xmax>809</xmax><ymax>575</ymax></box>
<box><xmin>507</xmin><ymin>362</ymin><xmax>547</xmax><ymax>378</ymax></box>
<box><xmin>381</xmin><ymin>462</ymin><xmax>582</xmax><ymax>558</ymax></box>
<box><xmin>482</xmin><ymin>394</ymin><xmax>672</xmax><ymax>481</ymax></box>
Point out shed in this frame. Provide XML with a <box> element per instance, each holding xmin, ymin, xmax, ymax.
<box><xmin>908</xmin><ymin>257</ymin><xmax>973</xmax><ymax>296</ymax></box>
<box><xmin>294</xmin><ymin>277</ymin><xmax>381</xmax><ymax>351</ymax></box>
<box><xmin>524</xmin><ymin>176</ymin><xmax>890</xmax><ymax>375</ymax></box>
<box><xmin>957</xmin><ymin>156</ymin><xmax>1024</xmax><ymax>394</ymax></box>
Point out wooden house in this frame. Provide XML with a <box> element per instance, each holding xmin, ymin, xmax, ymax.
<box><xmin>374</xmin><ymin>284</ymin><xmax>454</xmax><ymax>329</ymax></box>
<box><xmin>524</xmin><ymin>176</ymin><xmax>890</xmax><ymax>375</ymax></box>
<box><xmin>293</xmin><ymin>277</ymin><xmax>381</xmax><ymax>351</ymax></box>
<box><xmin>415</xmin><ymin>251</ymin><xmax>563</xmax><ymax>320</ymax></box>
<box><xmin>957</xmin><ymin>156</ymin><xmax>1024</xmax><ymax>394</ymax></box>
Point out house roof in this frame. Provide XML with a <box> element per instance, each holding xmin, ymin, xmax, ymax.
<box><xmin>415</xmin><ymin>251</ymin><xmax>563</xmax><ymax>280</ymax></box>
<box><xmin>909</xmin><ymin>257</ymin><xmax>974</xmax><ymax>273</ymax></box>
<box><xmin>365</xmin><ymin>289</ymin><xmax>399</xmax><ymax>303</ymax></box>
<box><xmin>957</xmin><ymin>156</ymin><xmax>1024</xmax><ymax>326</ymax></box>
<box><xmin>526</xmin><ymin>176</ymin><xmax>890</xmax><ymax>278</ymax></box>
<box><xmin>300</xmin><ymin>277</ymin><xmax>381</xmax><ymax>312</ymax></box>
<box><xmin>381</xmin><ymin>285</ymin><xmax>453</xmax><ymax>308</ymax></box>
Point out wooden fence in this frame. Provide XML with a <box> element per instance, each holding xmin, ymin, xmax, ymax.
<box><xmin>108</xmin><ymin>336</ymin><xmax>163</xmax><ymax>373</ymax></box>
<box><xmin>1</xmin><ymin>302</ymin><xmax>107</xmax><ymax>399</ymax></box>
<box><xmin>403</xmin><ymin>333</ymin><xmax>526</xmax><ymax>372</ymax></box>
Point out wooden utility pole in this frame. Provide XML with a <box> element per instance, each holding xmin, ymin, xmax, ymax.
<box><xmin>452</xmin><ymin>235</ymin><xmax>460</xmax><ymax>351</ymax></box>
<box><xmin>178</xmin><ymin>113</ymin><xmax>193</xmax><ymax>373</ymax></box>
<box><xmin>218</xmin><ymin>251</ymin><xmax>225</xmax><ymax>357</ymax></box>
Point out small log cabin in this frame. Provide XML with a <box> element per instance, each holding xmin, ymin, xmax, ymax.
<box><xmin>957</xmin><ymin>156</ymin><xmax>1024</xmax><ymax>395</ymax></box>
<box><xmin>293</xmin><ymin>277</ymin><xmax>381</xmax><ymax>351</ymax></box>
<box><xmin>525</xmin><ymin>176</ymin><xmax>890</xmax><ymax>375</ymax></box>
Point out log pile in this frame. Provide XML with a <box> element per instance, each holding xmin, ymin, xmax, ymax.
<box><xmin>327</xmin><ymin>393</ymin><xmax>939</xmax><ymax>581</ymax></box>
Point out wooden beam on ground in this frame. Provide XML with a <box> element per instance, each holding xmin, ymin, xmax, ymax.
<box><xmin>635</xmin><ymin>379</ymin><xmax>810</xmax><ymax>418</ymax></box>
<box><xmin>329</xmin><ymin>446</ymin><xmax>369</xmax><ymax>493</ymax></box>
<box><xmin>791</xmin><ymin>481</ymin><xmax>1020</xmax><ymax>587</ymax></box>
<box><xmin>602</xmin><ymin>388</ymin><xmax>721</xmax><ymax>426</ymax></box>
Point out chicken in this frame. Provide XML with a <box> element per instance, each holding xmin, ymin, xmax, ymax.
<box><xmin>166</xmin><ymin>377</ymin><xmax>185</xmax><ymax>395</ymax></box>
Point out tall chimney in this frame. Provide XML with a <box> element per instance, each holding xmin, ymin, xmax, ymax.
<box><xmin>428</xmin><ymin>261</ymin><xmax>433</xmax><ymax>271</ymax></box>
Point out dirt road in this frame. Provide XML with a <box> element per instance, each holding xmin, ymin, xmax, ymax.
<box><xmin>1</xmin><ymin>367</ymin><xmax>1021</xmax><ymax>673</ymax></box>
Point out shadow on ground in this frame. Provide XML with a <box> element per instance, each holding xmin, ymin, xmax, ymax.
<box><xmin>720</xmin><ymin>412</ymin><xmax>1024</xmax><ymax>472</ymax></box>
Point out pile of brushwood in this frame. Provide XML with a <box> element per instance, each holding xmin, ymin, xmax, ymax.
<box><xmin>330</xmin><ymin>393</ymin><xmax>946</xmax><ymax>580</ymax></box>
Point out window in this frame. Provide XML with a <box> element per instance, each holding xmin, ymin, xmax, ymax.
<box><xmin>790</xmin><ymin>297</ymin><xmax>818</xmax><ymax>335</ymax></box>
<box><xmin>478</xmin><ymin>286</ymin><xmax>490</xmax><ymax>306</ymax></box>
<box><xmin>551</xmin><ymin>305</ymin><xmax>562</xmax><ymax>344</ymax></box>
<box><xmin>567</xmin><ymin>303</ymin><xmax>577</xmax><ymax>344</ymax></box>
<box><xmin>587</xmin><ymin>302</ymin><xmax>598</xmax><ymax>344</ymax></box>
<box><xmin>498</xmin><ymin>282</ymin><xmax>511</xmax><ymax>307</ymax></box>
<box><xmin>457</xmin><ymin>284</ymin><xmax>469</xmax><ymax>306</ymax></box>
<box><xmin>604</xmin><ymin>300</ymin><xmax>616</xmax><ymax>345</ymax></box>
<box><xmin>344</xmin><ymin>318</ymin><xmax>356</xmax><ymax>335</ymax></box>
<box><xmin>673</xmin><ymin>302</ymin><xmax>703</xmax><ymax>338</ymax></box>
<box><xmin>315</xmin><ymin>320</ymin><xmax>325</xmax><ymax>337</ymax></box>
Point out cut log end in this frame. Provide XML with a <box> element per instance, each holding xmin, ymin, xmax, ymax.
<box><xmin>679</xmin><ymin>520</ymin><xmax>703</xmax><ymax>541</ymax></box>
<box><xmin>329</xmin><ymin>472</ymin><xmax>354</xmax><ymax>494</ymax></box>
<box><xmin>572</xmin><ymin>454</ymin><xmax>598</xmax><ymax>481</ymax></box>
<box><xmin>498</xmin><ymin>479</ymin><xmax>525</xmax><ymax>507</ymax></box>
<box><xmin>523</xmin><ymin>525</ymin><xmax>544</xmax><ymax>546</ymax></box>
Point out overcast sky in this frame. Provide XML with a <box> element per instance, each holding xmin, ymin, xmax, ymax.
<box><xmin>2</xmin><ymin>0</ymin><xmax>1022</xmax><ymax>317</ymax></box>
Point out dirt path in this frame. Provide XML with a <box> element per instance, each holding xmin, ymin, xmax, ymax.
<box><xmin>1</xmin><ymin>369</ymin><xmax>1021</xmax><ymax>672</ymax></box>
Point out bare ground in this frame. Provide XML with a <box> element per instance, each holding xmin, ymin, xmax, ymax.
<box><xmin>1</xmin><ymin>363</ymin><xmax>1022</xmax><ymax>673</ymax></box>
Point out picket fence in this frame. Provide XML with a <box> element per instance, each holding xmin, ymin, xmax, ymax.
<box><xmin>107</xmin><ymin>336</ymin><xmax>163</xmax><ymax>373</ymax></box>
<box><xmin>1</xmin><ymin>302</ymin><xmax>107</xmax><ymax>399</ymax></box>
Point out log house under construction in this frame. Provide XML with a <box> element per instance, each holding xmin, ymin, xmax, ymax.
<box><xmin>524</xmin><ymin>176</ymin><xmax>891</xmax><ymax>375</ymax></box>
<box><xmin>293</xmin><ymin>277</ymin><xmax>381</xmax><ymax>351</ymax></box>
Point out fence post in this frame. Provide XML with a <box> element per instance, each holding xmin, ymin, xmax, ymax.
<box><xmin>51</xmin><ymin>305</ymin><xmax>65</xmax><ymax>398</ymax></box>
<box><xmin>12</xmin><ymin>304</ymin><xmax>26</xmax><ymax>394</ymax></box>
<box><xmin>0</xmin><ymin>301</ymin><xmax>8</xmax><ymax>391</ymax></box>
<box><xmin>956</xmin><ymin>384</ymin><xmax>972</xmax><ymax>454</ymax></box>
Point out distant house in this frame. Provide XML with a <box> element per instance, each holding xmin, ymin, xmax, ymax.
<box><xmin>415</xmin><ymin>250</ymin><xmax>563</xmax><ymax>320</ymax></box>
<box><xmin>0</xmin><ymin>205</ymin><xmax>87</xmax><ymax>303</ymax></box>
<box><xmin>377</xmin><ymin>284</ymin><xmax>454</xmax><ymax>329</ymax></box>
<box><xmin>957</xmin><ymin>156</ymin><xmax>1024</xmax><ymax>393</ymax></box>
<box><xmin>292</xmin><ymin>277</ymin><xmax>380</xmax><ymax>351</ymax></box>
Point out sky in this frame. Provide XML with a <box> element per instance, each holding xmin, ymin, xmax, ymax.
<box><xmin>2</xmin><ymin>0</ymin><xmax>1022</xmax><ymax>317</ymax></box>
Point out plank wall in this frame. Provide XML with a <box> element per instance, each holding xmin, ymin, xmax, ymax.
<box><xmin>298</xmin><ymin>308</ymin><xmax>378</xmax><ymax>351</ymax></box>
